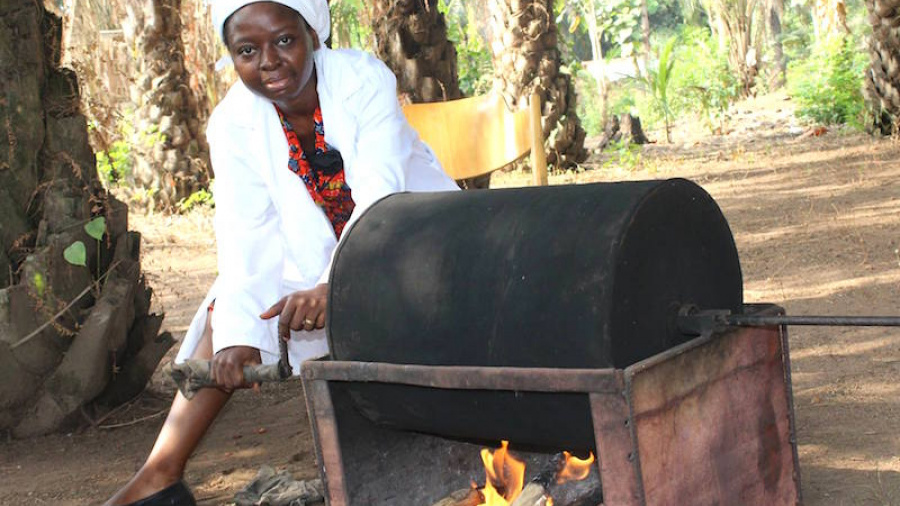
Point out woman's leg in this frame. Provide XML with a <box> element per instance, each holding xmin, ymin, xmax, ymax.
<box><xmin>104</xmin><ymin>312</ymin><xmax>230</xmax><ymax>505</ymax></box>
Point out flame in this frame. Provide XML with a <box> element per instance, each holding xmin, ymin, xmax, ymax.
<box><xmin>473</xmin><ymin>444</ymin><xmax>595</xmax><ymax>505</ymax></box>
<box><xmin>556</xmin><ymin>451</ymin><xmax>596</xmax><ymax>484</ymax></box>
<box><xmin>477</xmin><ymin>441</ymin><xmax>526</xmax><ymax>505</ymax></box>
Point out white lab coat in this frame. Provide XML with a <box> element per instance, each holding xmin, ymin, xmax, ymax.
<box><xmin>175</xmin><ymin>48</ymin><xmax>459</xmax><ymax>372</ymax></box>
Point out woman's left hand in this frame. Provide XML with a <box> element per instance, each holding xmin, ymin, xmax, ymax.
<box><xmin>260</xmin><ymin>283</ymin><xmax>329</xmax><ymax>340</ymax></box>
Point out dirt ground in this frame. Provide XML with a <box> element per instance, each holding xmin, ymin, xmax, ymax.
<box><xmin>2</xmin><ymin>92</ymin><xmax>900</xmax><ymax>505</ymax></box>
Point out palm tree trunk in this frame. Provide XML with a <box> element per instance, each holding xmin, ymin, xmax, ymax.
<box><xmin>712</xmin><ymin>0</ymin><xmax>761</xmax><ymax>97</ymax></box>
<box><xmin>864</xmin><ymin>0</ymin><xmax>900</xmax><ymax>134</ymax></box>
<box><xmin>122</xmin><ymin>0</ymin><xmax>211</xmax><ymax>211</ymax></box>
<box><xmin>767</xmin><ymin>0</ymin><xmax>786</xmax><ymax>89</ymax></box>
<box><xmin>640</xmin><ymin>0</ymin><xmax>652</xmax><ymax>70</ymax></box>
<box><xmin>369</xmin><ymin>0</ymin><xmax>462</xmax><ymax>103</ymax></box>
<box><xmin>486</xmin><ymin>0</ymin><xmax>587</xmax><ymax>169</ymax></box>
<box><xmin>584</xmin><ymin>1</ymin><xmax>609</xmax><ymax>124</ymax></box>
<box><xmin>1</xmin><ymin>0</ymin><xmax>167</xmax><ymax>437</ymax></box>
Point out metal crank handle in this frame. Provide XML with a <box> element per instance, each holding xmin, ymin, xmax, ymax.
<box><xmin>678</xmin><ymin>305</ymin><xmax>900</xmax><ymax>336</ymax></box>
<box><xmin>165</xmin><ymin>360</ymin><xmax>291</xmax><ymax>400</ymax></box>
<box><xmin>725</xmin><ymin>315</ymin><xmax>900</xmax><ymax>327</ymax></box>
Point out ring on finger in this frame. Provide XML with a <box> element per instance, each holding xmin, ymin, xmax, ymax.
<box><xmin>302</xmin><ymin>318</ymin><xmax>314</xmax><ymax>327</ymax></box>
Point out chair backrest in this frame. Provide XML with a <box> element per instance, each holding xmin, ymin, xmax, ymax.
<box><xmin>402</xmin><ymin>92</ymin><xmax>548</xmax><ymax>185</ymax></box>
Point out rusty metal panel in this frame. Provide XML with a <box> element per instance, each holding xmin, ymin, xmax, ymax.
<box><xmin>590</xmin><ymin>374</ymin><xmax>644</xmax><ymax>506</ymax></box>
<box><xmin>302</xmin><ymin>379</ymin><xmax>350</xmax><ymax>506</ymax></box>
<box><xmin>626</xmin><ymin>325</ymin><xmax>801</xmax><ymax>506</ymax></box>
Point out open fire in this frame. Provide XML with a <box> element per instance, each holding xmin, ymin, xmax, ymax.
<box><xmin>472</xmin><ymin>441</ymin><xmax>597</xmax><ymax>506</ymax></box>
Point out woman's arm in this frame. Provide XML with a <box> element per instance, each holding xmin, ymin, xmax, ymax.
<box><xmin>207</xmin><ymin>118</ymin><xmax>285</xmax><ymax>361</ymax></box>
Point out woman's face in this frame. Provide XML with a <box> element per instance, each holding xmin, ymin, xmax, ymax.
<box><xmin>225</xmin><ymin>2</ymin><xmax>319</xmax><ymax>108</ymax></box>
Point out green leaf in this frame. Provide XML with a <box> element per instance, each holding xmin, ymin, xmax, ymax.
<box><xmin>64</xmin><ymin>241</ymin><xmax>87</xmax><ymax>267</ymax></box>
<box><xmin>85</xmin><ymin>217</ymin><xmax>106</xmax><ymax>241</ymax></box>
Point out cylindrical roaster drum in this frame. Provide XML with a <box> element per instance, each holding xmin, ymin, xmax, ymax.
<box><xmin>327</xmin><ymin>179</ymin><xmax>742</xmax><ymax>450</ymax></box>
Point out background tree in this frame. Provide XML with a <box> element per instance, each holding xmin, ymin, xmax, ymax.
<box><xmin>330</xmin><ymin>0</ymin><xmax>375</xmax><ymax>50</ymax></box>
<box><xmin>640</xmin><ymin>0</ymin><xmax>652</xmax><ymax>67</ymax></box>
<box><xmin>119</xmin><ymin>0</ymin><xmax>211</xmax><ymax>211</ymax></box>
<box><xmin>487</xmin><ymin>0</ymin><xmax>588</xmax><ymax>168</ymax></box>
<box><xmin>368</xmin><ymin>0</ymin><xmax>462</xmax><ymax>103</ymax></box>
<box><xmin>701</xmin><ymin>0</ymin><xmax>765</xmax><ymax>96</ymax></box>
<box><xmin>863</xmin><ymin>0</ymin><xmax>900</xmax><ymax>134</ymax></box>
<box><xmin>764</xmin><ymin>0</ymin><xmax>786</xmax><ymax>89</ymax></box>
<box><xmin>0</xmin><ymin>0</ymin><xmax>169</xmax><ymax>438</ymax></box>
<box><xmin>813</xmin><ymin>0</ymin><xmax>849</xmax><ymax>39</ymax></box>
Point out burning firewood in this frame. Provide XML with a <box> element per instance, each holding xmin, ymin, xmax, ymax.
<box><xmin>440</xmin><ymin>442</ymin><xmax>601</xmax><ymax>506</ymax></box>
<box><xmin>509</xmin><ymin>451</ymin><xmax>602</xmax><ymax>506</ymax></box>
<box><xmin>509</xmin><ymin>482</ymin><xmax>549</xmax><ymax>506</ymax></box>
<box><xmin>431</xmin><ymin>488</ymin><xmax>484</xmax><ymax>506</ymax></box>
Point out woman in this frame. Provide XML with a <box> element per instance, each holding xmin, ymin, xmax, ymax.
<box><xmin>105</xmin><ymin>1</ymin><xmax>458</xmax><ymax>504</ymax></box>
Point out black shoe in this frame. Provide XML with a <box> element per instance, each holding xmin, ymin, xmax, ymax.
<box><xmin>124</xmin><ymin>481</ymin><xmax>196</xmax><ymax>506</ymax></box>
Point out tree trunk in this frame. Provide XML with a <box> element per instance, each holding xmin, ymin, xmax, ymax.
<box><xmin>640</xmin><ymin>0</ymin><xmax>652</xmax><ymax>70</ymax></box>
<box><xmin>121</xmin><ymin>0</ymin><xmax>211</xmax><ymax>211</ymax></box>
<box><xmin>711</xmin><ymin>0</ymin><xmax>762</xmax><ymax>97</ymax></box>
<box><xmin>767</xmin><ymin>0</ymin><xmax>787</xmax><ymax>89</ymax></box>
<box><xmin>486</xmin><ymin>0</ymin><xmax>588</xmax><ymax>169</ymax></box>
<box><xmin>369</xmin><ymin>0</ymin><xmax>462</xmax><ymax>104</ymax></box>
<box><xmin>813</xmin><ymin>0</ymin><xmax>849</xmax><ymax>40</ymax></box>
<box><xmin>368</xmin><ymin>0</ymin><xmax>492</xmax><ymax>188</ymax></box>
<box><xmin>864</xmin><ymin>0</ymin><xmax>900</xmax><ymax>134</ymax></box>
<box><xmin>0</xmin><ymin>0</ymin><xmax>167</xmax><ymax>437</ymax></box>
<box><xmin>585</xmin><ymin>1</ymin><xmax>609</xmax><ymax>125</ymax></box>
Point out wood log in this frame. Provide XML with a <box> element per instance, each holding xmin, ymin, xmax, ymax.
<box><xmin>510</xmin><ymin>482</ymin><xmax>549</xmax><ymax>506</ymax></box>
<box><xmin>545</xmin><ymin>465</ymin><xmax>602</xmax><ymax>506</ymax></box>
<box><xmin>431</xmin><ymin>488</ymin><xmax>483</xmax><ymax>506</ymax></box>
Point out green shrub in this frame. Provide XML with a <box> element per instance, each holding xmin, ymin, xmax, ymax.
<box><xmin>789</xmin><ymin>36</ymin><xmax>866</xmax><ymax>127</ymax></box>
<box><xmin>96</xmin><ymin>138</ymin><xmax>133</xmax><ymax>186</ymax></box>
<box><xmin>603</xmin><ymin>27</ymin><xmax>740</xmax><ymax>137</ymax></box>
<box><xmin>602</xmin><ymin>138</ymin><xmax>642</xmax><ymax>171</ymax></box>
<box><xmin>441</xmin><ymin>0</ymin><xmax>493</xmax><ymax>96</ymax></box>
<box><xmin>630</xmin><ymin>36</ymin><xmax>678</xmax><ymax>142</ymax></box>
<box><xmin>94</xmin><ymin>113</ymin><xmax>165</xmax><ymax>187</ymax></box>
<box><xmin>669</xmin><ymin>27</ymin><xmax>740</xmax><ymax>133</ymax></box>
<box><xmin>177</xmin><ymin>188</ymin><xmax>214</xmax><ymax>213</ymax></box>
<box><xmin>575</xmin><ymin>66</ymin><xmax>606</xmax><ymax>137</ymax></box>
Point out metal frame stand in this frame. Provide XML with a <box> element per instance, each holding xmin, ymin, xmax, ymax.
<box><xmin>301</xmin><ymin>307</ymin><xmax>801</xmax><ymax>506</ymax></box>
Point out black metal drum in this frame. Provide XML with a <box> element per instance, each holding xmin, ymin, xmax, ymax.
<box><xmin>326</xmin><ymin>179</ymin><xmax>742</xmax><ymax>450</ymax></box>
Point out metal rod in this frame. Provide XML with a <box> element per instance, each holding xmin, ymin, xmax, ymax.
<box><xmin>301</xmin><ymin>360</ymin><xmax>623</xmax><ymax>393</ymax></box>
<box><xmin>726</xmin><ymin>315</ymin><xmax>900</xmax><ymax>327</ymax></box>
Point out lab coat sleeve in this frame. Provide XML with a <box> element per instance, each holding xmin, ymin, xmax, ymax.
<box><xmin>317</xmin><ymin>60</ymin><xmax>413</xmax><ymax>285</ymax></box>
<box><xmin>208</xmin><ymin>117</ymin><xmax>283</xmax><ymax>358</ymax></box>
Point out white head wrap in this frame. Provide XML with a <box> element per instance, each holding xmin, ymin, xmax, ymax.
<box><xmin>212</xmin><ymin>0</ymin><xmax>330</xmax><ymax>45</ymax></box>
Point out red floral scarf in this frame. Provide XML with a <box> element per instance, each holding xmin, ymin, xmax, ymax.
<box><xmin>274</xmin><ymin>105</ymin><xmax>355</xmax><ymax>237</ymax></box>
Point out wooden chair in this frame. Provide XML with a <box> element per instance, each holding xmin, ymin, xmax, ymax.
<box><xmin>402</xmin><ymin>92</ymin><xmax>549</xmax><ymax>186</ymax></box>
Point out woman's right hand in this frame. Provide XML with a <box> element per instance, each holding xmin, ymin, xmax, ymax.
<box><xmin>211</xmin><ymin>345</ymin><xmax>262</xmax><ymax>390</ymax></box>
